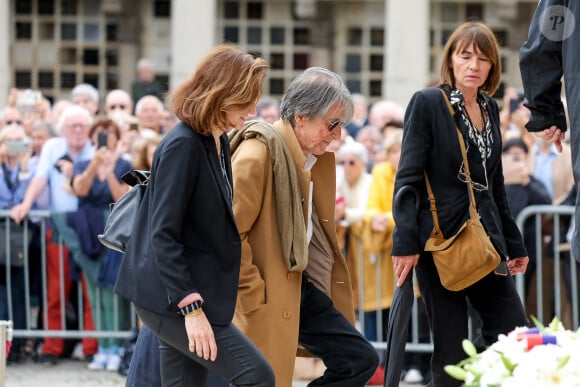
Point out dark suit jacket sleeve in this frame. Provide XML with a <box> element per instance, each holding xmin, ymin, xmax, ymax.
<box><xmin>392</xmin><ymin>90</ymin><xmax>434</xmax><ymax>256</ymax></box>
<box><xmin>520</xmin><ymin>0</ymin><xmax>568</xmax><ymax>132</ymax></box>
<box><xmin>150</xmin><ymin>135</ymin><xmax>201</xmax><ymax>310</ymax></box>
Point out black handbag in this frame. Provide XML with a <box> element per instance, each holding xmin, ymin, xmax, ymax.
<box><xmin>98</xmin><ymin>170</ymin><xmax>150</xmax><ymax>253</ymax></box>
<box><xmin>0</xmin><ymin>219</ymin><xmax>32</xmax><ymax>267</ymax></box>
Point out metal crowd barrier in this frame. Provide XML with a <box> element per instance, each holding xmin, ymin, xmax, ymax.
<box><xmin>350</xmin><ymin>204</ymin><xmax>578</xmax><ymax>354</ymax></box>
<box><xmin>1</xmin><ymin>210</ymin><xmax>137</xmax><ymax>355</ymax></box>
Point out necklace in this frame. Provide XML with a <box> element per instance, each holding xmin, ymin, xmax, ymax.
<box><xmin>464</xmin><ymin>101</ymin><xmax>486</xmax><ymax>132</ymax></box>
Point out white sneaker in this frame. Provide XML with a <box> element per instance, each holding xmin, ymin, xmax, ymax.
<box><xmin>71</xmin><ymin>342</ymin><xmax>85</xmax><ymax>361</ymax></box>
<box><xmin>87</xmin><ymin>351</ymin><xmax>108</xmax><ymax>371</ymax></box>
<box><xmin>106</xmin><ymin>353</ymin><xmax>121</xmax><ymax>372</ymax></box>
<box><xmin>403</xmin><ymin>368</ymin><xmax>424</xmax><ymax>384</ymax></box>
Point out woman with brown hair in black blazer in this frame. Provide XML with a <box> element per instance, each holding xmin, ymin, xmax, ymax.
<box><xmin>391</xmin><ymin>22</ymin><xmax>529</xmax><ymax>386</ymax></box>
<box><xmin>114</xmin><ymin>45</ymin><xmax>274</xmax><ymax>386</ymax></box>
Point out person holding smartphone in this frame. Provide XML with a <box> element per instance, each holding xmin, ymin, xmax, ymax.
<box><xmin>67</xmin><ymin>116</ymin><xmax>132</xmax><ymax>371</ymax></box>
<box><xmin>0</xmin><ymin>124</ymin><xmax>34</xmax><ymax>363</ymax></box>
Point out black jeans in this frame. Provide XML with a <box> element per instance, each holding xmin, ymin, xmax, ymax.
<box><xmin>298</xmin><ymin>279</ymin><xmax>379</xmax><ymax>387</ymax></box>
<box><xmin>136</xmin><ymin>306</ymin><xmax>274</xmax><ymax>387</ymax></box>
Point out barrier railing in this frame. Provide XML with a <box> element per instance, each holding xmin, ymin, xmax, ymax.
<box><xmin>350</xmin><ymin>204</ymin><xmax>577</xmax><ymax>354</ymax></box>
<box><xmin>1</xmin><ymin>209</ymin><xmax>137</xmax><ymax>357</ymax></box>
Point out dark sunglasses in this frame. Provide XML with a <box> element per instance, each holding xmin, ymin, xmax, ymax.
<box><xmin>338</xmin><ymin>160</ymin><xmax>357</xmax><ymax>166</ymax></box>
<box><xmin>325</xmin><ymin>119</ymin><xmax>345</xmax><ymax>132</ymax></box>
<box><xmin>5</xmin><ymin>120</ymin><xmax>23</xmax><ymax>125</ymax></box>
<box><xmin>108</xmin><ymin>104</ymin><xmax>126</xmax><ymax>110</ymax></box>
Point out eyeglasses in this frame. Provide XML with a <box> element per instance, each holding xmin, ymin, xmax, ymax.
<box><xmin>108</xmin><ymin>104</ymin><xmax>126</xmax><ymax>110</ymax></box>
<box><xmin>4</xmin><ymin>120</ymin><xmax>23</xmax><ymax>126</ymax></box>
<box><xmin>339</xmin><ymin>160</ymin><xmax>357</xmax><ymax>166</ymax></box>
<box><xmin>65</xmin><ymin>123</ymin><xmax>89</xmax><ymax>130</ymax></box>
<box><xmin>325</xmin><ymin>119</ymin><xmax>345</xmax><ymax>132</ymax></box>
<box><xmin>457</xmin><ymin>160</ymin><xmax>489</xmax><ymax>192</ymax></box>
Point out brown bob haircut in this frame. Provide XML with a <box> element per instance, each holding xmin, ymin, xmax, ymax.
<box><xmin>439</xmin><ymin>21</ymin><xmax>501</xmax><ymax>95</ymax></box>
<box><xmin>89</xmin><ymin>116</ymin><xmax>121</xmax><ymax>140</ymax></box>
<box><xmin>170</xmin><ymin>45</ymin><xmax>269</xmax><ymax>136</ymax></box>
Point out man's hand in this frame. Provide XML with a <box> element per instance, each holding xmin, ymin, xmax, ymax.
<box><xmin>507</xmin><ymin>256</ymin><xmax>529</xmax><ymax>275</ymax></box>
<box><xmin>534</xmin><ymin>125</ymin><xmax>565</xmax><ymax>153</ymax></box>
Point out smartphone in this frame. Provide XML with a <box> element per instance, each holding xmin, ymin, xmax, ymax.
<box><xmin>5</xmin><ymin>139</ymin><xmax>31</xmax><ymax>154</ymax></box>
<box><xmin>509</xmin><ymin>93</ymin><xmax>525</xmax><ymax>113</ymax></box>
<box><xmin>97</xmin><ymin>132</ymin><xmax>108</xmax><ymax>148</ymax></box>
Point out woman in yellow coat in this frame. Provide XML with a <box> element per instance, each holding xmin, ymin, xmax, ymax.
<box><xmin>362</xmin><ymin>129</ymin><xmax>403</xmax><ymax>340</ymax></box>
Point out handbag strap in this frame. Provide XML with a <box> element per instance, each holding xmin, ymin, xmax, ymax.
<box><xmin>425</xmin><ymin>89</ymin><xmax>479</xmax><ymax>238</ymax></box>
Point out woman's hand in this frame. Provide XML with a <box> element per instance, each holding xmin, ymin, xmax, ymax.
<box><xmin>371</xmin><ymin>213</ymin><xmax>390</xmax><ymax>232</ymax></box>
<box><xmin>507</xmin><ymin>256</ymin><xmax>528</xmax><ymax>275</ymax></box>
<box><xmin>392</xmin><ymin>254</ymin><xmax>420</xmax><ymax>287</ymax></box>
<box><xmin>185</xmin><ymin>312</ymin><xmax>217</xmax><ymax>361</ymax></box>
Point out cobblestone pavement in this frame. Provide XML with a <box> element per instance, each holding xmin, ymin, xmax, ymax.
<box><xmin>4</xmin><ymin>359</ymin><xmax>422</xmax><ymax>386</ymax></box>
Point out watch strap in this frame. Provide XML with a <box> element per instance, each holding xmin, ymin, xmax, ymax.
<box><xmin>177</xmin><ymin>300</ymin><xmax>203</xmax><ymax>317</ymax></box>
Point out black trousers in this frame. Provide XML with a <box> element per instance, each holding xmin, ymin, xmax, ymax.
<box><xmin>415</xmin><ymin>254</ymin><xmax>528</xmax><ymax>387</ymax></box>
<box><xmin>136</xmin><ymin>306</ymin><xmax>274</xmax><ymax>387</ymax></box>
<box><xmin>298</xmin><ymin>279</ymin><xmax>379</xmax><ymax>387</ymax></box>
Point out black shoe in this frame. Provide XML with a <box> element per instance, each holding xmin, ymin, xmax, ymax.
<box><xmin>7</xmin><ymin>350</ymin><xmax>24</xmax><ymax>364</ymax></box>
<box><xmin>38</xmin><ymin>354</ymin><xmax>58</xmax><ymax>366</ymax></box>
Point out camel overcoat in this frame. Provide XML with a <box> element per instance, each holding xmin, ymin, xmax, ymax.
<box><xmin>231</xmin><ymin>119</ymin><xmax>355</xmax><ymax>387</ymax></box>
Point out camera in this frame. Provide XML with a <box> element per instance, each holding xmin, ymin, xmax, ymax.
<box><xmin>16</xmin><ymin>89</ymin><xmax>41</xmax><ymax>112</ymax></box>
<box><xmin>54</xmin><ymin>154</ymin><xmax>73</xmax><ymax>172</ymax></box>
<box><xmin>5</xmin><ymin>139</ymin><xmax>31</xmax><ymax>154</ymax></box>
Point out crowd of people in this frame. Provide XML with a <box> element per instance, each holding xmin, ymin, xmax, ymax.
<box><xmin>1</xmin><ymin>4</ymin><xmax>579</xmax><ymax>386</ymax></box>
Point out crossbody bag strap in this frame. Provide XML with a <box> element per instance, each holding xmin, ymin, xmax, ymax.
<box><xmin>424</xmin><ymin>89</ymin><xmax>479</xmax><ymax>238</ymax></box>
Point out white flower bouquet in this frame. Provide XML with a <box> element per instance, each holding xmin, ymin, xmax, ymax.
<box><xmin>445</xmin><ymin>317</ymin><xmax>580</xmax><ymax>386</ymax></box>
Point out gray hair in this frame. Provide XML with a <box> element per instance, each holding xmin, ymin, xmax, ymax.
<box><xmin>31</xmin><ymin>120</ymin><xmax>57</xmax><ymax>137</ymax></box>
<box><xmin>256</xmin><ymin>96</ymin><xmax>279</xmax><ymax>115</ymax></box>
<box><xmin>136</xmin><ymin>58</ymin><xmax>154</xmax><ymax>71</ymax></box>
<box><xmin>135</xmin><ymin>95</ymin><xmax>164</xmax><ymax>115</ymax></box>
<box><xmin>0</xmin><ymin>124</ymin><xmax>27</xmax><ymax>143</ymax></box>
<box><xmin>71</xmin><ymin>83</ymin><xmax>99</xmax><ymax>103</ymax></box>
<box><xmin>280</xmin><ymin>67</ymin><xmax>354</xmax><ymax>127</ymax></box>
<box><xmin>338</xmin><ymin>141</ymin><xmax>368</xmax><ymax>165</ymax></box>
<box><xmin>57</xmin><ymin>105</ymin><xmax>94</xmax><ymax>132</ymax></box>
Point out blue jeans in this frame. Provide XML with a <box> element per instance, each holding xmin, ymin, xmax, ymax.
<box><xmin>135</xmin><ymin>306</ymin><xmax>274</xmax><ymax>387</ymax></box>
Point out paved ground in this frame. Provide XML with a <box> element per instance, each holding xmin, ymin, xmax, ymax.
<box><xmin>3</xmin><ymin>358</ymin><xmax>423</xmax><ymax>386</ymax></box>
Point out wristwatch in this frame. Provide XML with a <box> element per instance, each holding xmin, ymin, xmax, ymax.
<box><xmin>177</xmin><ymin>300</ymin><xmax>203</xmax><ymax>317</ymax></box>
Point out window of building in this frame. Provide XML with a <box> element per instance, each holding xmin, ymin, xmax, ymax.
<box><xmin>370</xmin><ymin>28</ymin><xmax>384</xmax><ymax>46</ymax></box>
<box><xmin>346</xmin><ymin>80</ymin><xmax>361</xmax><ymax>94</ymax></box>
<box><xmin>38</xmin><ymin>0</ymin><xmax>55</xmax><ymax>15</ymax></box>
<box><xmin>61</xmin><ymin>0</ymin><xmax>78</xmax><ymax>15</ymax></box>
<box><xmin>466</xmin><ymin>4</ymin><xmax>484</xmax><ymax>20</ymax></box>
<box><xmin>38</xmin><ymin>71</ymin><xmax>54</xmax><ymax>88</ymax></box>
<box><xmin>247</xmin><ymin>27</ymin><xmax>262</xmax><ymax>44</ymax></box>
<box><xmin>15</xmin><ymin>71</ymin><xmax>32</xmax><ymax>88</ymax></box>
<box><xmin>270</xmin><ymin>53</ymin><xmax>284</xmax><ymax>69</ymax></box>
<box><xmin>83</xmin><ymin>74</ymin><xmax>99</xmax><ymax>88</ymax></box>
<box><xmin>345</xmin><ymin>54</ymin><xmax>361</xmax><ymax>73</ymax></box>
<box><xmin>293</xmin><ymin>53</ymin><xmax>309</xmax><ymax>70</ymax></box>
<box><xmin>83</xmin><ymin>49</ymin><xmax>99</xmax><ymax>65</ymax></box>
<box><xmin>61</xmin><ymin>23</ymin><xmax>77</xmax><ymax>40</ymax></box>
<box><xmin>15</xmin><ymin>1</ymin><xmax>32</xmax><ymax>15</ymax></box>
<box><xmin>347</xmin><ymin>28</ymin><xmax>362</xmax><ymax>46</ymax></box>
<box><xmin>224</xmin><ymin>26</ymin><xmax>239</xmax><ymax>43</ymax></box>
<box><xmin>369</xmin><ymin>80</ymin><xmax>382</xmax><ymax>97</ymax></box>
<box><xmin>270</xmin><ymin>78</ymin><xmax>285</xmax><ymax>95</ymax></box>
<box><xmin>15</xmin><ymin>22</ymin><xmax>32</xmax><ymax>40</ymax></box>
<box><xmin>370</xmin><ymin>54</ymin><xmax>383</xmax><ymax>72</ymax></box>
<box><xmin>61</xmin><ymin>72</ymin><xmax>77</xmax><ymax>89</ymax></box>
<box><xmin>270</xmin><ymin>27</ymin><xmax>284</xmax><ymax>45</ymax></box>
<box><xmin>106</xmin><ymin>23</ymin><xmax>118</xmax><ymax>42</ymax></box>
<box><xmin>39</xmin><ymin>22</ymin><xmax>55</xmax><ymax>40</ymax></box>
<box><xmin>247</xmin><ymin>2</ymin><xmax>263</xmax><ymax>19</ymax></box>
<box><xmin>224</xmin><ymin>1</ymin><xmax>240</xmax><ymax>19</ymax></box>
<box><xmin>60</xmin><ymin>48</ymin><xmax>76</xmax><ymax>65</ymax></box>
<box><xmin>293</xmin><ymin>28</ymin><xmax>310</xmax><ymax>45</ymax></box>
<box><xmin>154</xmin><ymin>0</ymin><xmax>171</xmax><ymax>18</ymax></box>
<box><xmin>84</xmin><ymin>23</ymin><xmax>100</xmax><ymax>41</ymax></box>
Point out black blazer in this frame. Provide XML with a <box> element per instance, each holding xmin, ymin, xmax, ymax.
<box><xmin>392</xmin><ymin>87</ymin><xmax>527</xmax><ymax>260</ymax></box>
<box><xmin>114</xmin><ymin>123</ymin><xmax>241</xmax><ymax>325</ymax></box>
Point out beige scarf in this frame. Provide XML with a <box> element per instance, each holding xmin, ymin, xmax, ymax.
<box><xmin>229</xmin><ymin>120</ymin><xmax>308</xmax><ymax>271</ymax></box>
